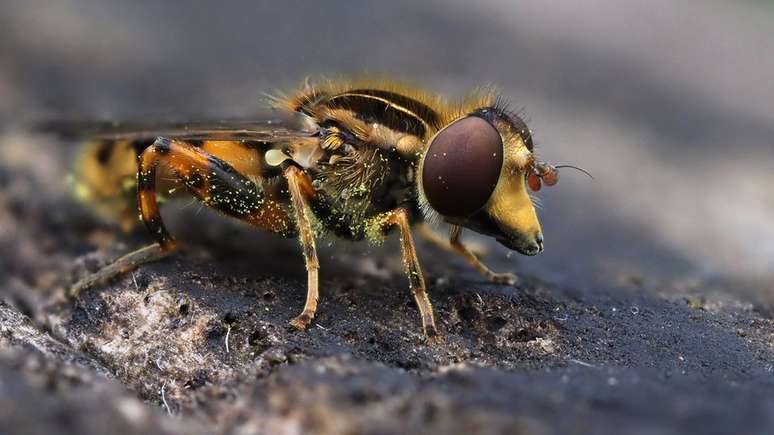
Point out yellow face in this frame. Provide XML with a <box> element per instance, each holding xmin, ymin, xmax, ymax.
<box><xmin>478</xmin><ymin>147</ymin><xmax>544</xmax><ymax>255</ymax></box>
<box><xmin>420</xmin><ymin>109</ymin><xmax>545</xmax><ymax>256</ymax></box>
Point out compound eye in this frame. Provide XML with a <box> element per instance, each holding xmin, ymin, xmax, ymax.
<box><xmin>421</xmin><ymin>116</ymin><xmax>503</xmax><ymax>218</ymax></box>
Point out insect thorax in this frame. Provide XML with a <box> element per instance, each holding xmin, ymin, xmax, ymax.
<box><xmin>305</xmin><ymin>146</ymin><xmax>417</xmax><ymax>241</ymax></box>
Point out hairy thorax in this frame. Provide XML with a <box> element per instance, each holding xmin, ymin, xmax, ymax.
<box><xmin>304</xmin><ymin>146</ymin><xmax>418</xmax><ymax>240</ymax></box>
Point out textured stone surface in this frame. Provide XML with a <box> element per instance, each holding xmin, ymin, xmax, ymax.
<box><xmin>1</xmin><ymin>142</ymin><xmax>773</xmax><ymax>434</ymax></box>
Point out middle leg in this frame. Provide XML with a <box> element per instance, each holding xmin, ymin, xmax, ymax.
<box><xmin>283</xmin><ymin>166</ymin><xmax>320</xmax><ymax>331</ymax></box>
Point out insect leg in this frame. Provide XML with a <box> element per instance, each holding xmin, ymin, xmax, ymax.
<box><xmin>69</xmin><ymin>244</ymin><xmax>167</xmax><ymax>298</ymax></box>
<box><xmin>449</xmin><ymin>226</ymin><xmax>518</xmax><ymax>285</ymax></box>
<box><xmin>416</xmin><ymin>223</ymin><xmax>491</xmax><ymax>263</ymax></box>
<box><xmin>284</xmin><ymin>166</ymin><xmax>319</xmax><ymax>331</ymax></box>
<box><xmin>67</xmin><ymin>137</ymin><xmax>181</xmax><ymax>298</ymax></box>
<box><xmin>137</xmin><ymin>137</ymin><xmax>295</xmax><ymax>246</ymax></box>
<box><xmin>70</xmin><ymin>138</ymin><xmax>294</xmax><ymax>297</ymax></box>
<box><xmin>369</xmin><ymin>209</ymin><xmax>439</xmax><ymax>341</ymax></box>
<box><xmin>415</xmin><ymin>223</ymin><xmax>452</xmax><ymax>250</ymax></box>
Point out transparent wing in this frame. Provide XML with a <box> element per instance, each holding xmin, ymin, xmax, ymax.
<box><xmin>35</xmin><ymin>112</ymin><xmax>313</xmax><ymax>142</ymax></box>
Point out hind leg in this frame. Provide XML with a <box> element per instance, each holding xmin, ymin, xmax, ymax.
<box><xmin>135</xmin><ymin>137</ymin><xmax>294</xmax><ymax>248</ymax></box>
<box><xmin>69</xmin><ymin>137</ymin><xmax>293</xmax><ymax>296</ymax></box>
<box><xmin>69</xmin><ymin>244</ymin><xmax>166</xmax><ymax>297</ymax></box>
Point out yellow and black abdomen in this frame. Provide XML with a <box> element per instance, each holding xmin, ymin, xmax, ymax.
<box><xmin>71</xmin><ymin>138</ymin><xmax>283</xmax><ymax>231</ymax></box>
<box><xmin>71</xmin><ymin>139</ymin><xmax>151</xmax><ymax>231</ymax></box>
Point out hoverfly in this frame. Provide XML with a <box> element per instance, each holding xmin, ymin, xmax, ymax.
<box><xmin>59</xmin><ymin>80</ymin><xmax>578</xmax><ymax>341</ymax></box>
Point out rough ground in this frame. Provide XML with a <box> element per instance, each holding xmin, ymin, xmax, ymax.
<box><xmin>1</xmin><ymin>134</ymin><xmax>773</xmax><ymax>435</ymax></box>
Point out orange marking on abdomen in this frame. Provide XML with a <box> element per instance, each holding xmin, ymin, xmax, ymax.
<box><xmin>200</xmin><ymin>140</ymin><xmax>264</xmax><ymax>178</ymax></box>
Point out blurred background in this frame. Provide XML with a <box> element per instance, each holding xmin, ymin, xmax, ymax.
<box><xmin>1</xmin><ymin>0</ymin><xmax>772</xmax><ymax>296</ymax></box>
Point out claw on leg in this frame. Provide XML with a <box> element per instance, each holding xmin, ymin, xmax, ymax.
<box><xmin>488</xmin><ymin>272</ymin><xmax>518</xmax><ymax>286</ymax></box>
<box><xmin>289</xmin><ymin>265</ymin><xmax>319</xmax><ymax>331</ymax></box>
<box><xmin>289</xmin><ymin>313</ymin><xmax>314</xmax><ymax>330</ymax></box>
<box><xmin>423</xmin><ymin>322</ymin><xmax>443</xmax><ymax>344</ymax></box>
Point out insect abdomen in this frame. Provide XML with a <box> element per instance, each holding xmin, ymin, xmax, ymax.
<box><xmin>71</xmin><ymin>139</ymin><xmax>149</xmax><ymax>230</ymax></box>
<box><xmin>72</xmin><ymin>139</ymin><xmax>282</xmax><ymax>231</ymax></box>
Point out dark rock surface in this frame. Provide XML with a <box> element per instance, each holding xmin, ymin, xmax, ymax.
<box><xmin>1</xmin><ymin>138</ymin><xmax>773</xmax><ymax>434</ymax></box>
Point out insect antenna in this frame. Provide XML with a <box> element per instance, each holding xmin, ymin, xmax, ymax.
<box><xmin>554</xmin><ymin>164</ymin><xmax>594</xmax><ymax>180</ymax></box>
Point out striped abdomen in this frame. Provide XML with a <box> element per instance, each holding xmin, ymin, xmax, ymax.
<box><xmin>72</xmin><ymin>138</ymin><xmax>283</xmax><ymax>230</ymax></box>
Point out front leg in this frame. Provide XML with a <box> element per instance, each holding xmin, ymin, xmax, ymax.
<box><xmin>367</xmin><ymin>209</ymin><xmax>439</xmax><ymax>341</ymax></box>
<box><xmin>416</xmin><ymin>222</ymin><xmax>488</xmax><ymax>258</ymax></box>
<box><xmin>284</xmin><ymin>166</ymin><xmax>320</xmax><ymax>331</ymax></box>
<box><xmin>449</xmin><ymin>226</ymin><xmax>518</xmax><ymax>286</ymax></box>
